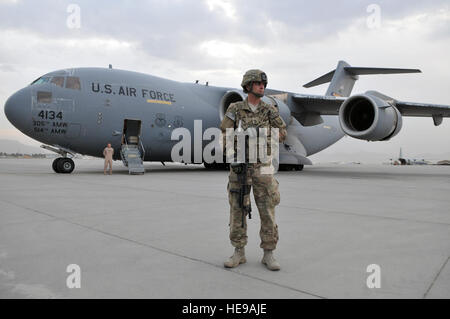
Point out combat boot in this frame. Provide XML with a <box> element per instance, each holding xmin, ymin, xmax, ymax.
<box><xmin>224</xmin><ymin>247</ymin><xmax>246</xmax><ymax>268</ymax></box>
<box><xmin>261</xmin><ymin>249</ymin><xmax>281</xmax><ymax>271</ymax></box>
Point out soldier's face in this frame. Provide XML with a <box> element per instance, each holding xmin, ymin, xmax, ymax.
<box><xmin>107</xmin><ymin>144</ymin><xmax>111</xmax><ymax>148</ymax></box>
<box><xmin>251</xmin><ymin>81</ymin><xmax>265</xmax><ymax>96</ymax></box>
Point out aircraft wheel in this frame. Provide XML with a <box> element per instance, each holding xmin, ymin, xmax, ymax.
<box><xmin>52</xmin><ymin>158</ymin><xmax>62</xmax><ymax>173</ymax></box>
<box><xmin>295</xmin><ymin>165</ymin><xmax>304</xmax><ymax>171</ymax></box>
<box><xmin>57</xmin><ymin>158</ymin><xmax>75</xmax><ymax>174</ymax></box>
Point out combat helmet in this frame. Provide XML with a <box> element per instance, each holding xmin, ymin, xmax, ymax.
<box><xmin>241</xmin><ymin>69</ymin><xmax>268</xmax><ymax>94</ymax></box>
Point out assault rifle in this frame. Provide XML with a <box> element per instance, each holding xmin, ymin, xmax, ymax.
<box><xmin>230</xmin><ymin>162</ymin><xmax>252</xmax><ymax>228</ymax></box>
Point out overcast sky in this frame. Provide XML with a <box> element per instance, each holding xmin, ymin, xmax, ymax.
<box><xmin>0</xmin><ymin>0</ymin><xmax>449</xmax><ymax>160</ymax></box>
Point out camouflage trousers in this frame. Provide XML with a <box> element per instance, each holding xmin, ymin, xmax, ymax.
<box><xmin>227</xmin><ymin>164</ymin><xmax>281</xmax><ymax>250</ymax></box>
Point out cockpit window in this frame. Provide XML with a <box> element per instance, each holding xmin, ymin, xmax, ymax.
<box><xmin>51</xmin><ymin>76</ymin><xmax>65</xmax><ymax>88</ymax></box>
<box><xmin>37</xmin><ymin>91</ymin><xmax>52</xmax><ymax>103</ymax></box>
<box><xmin>30</xmin><ymin>75</ymin><xmax>81</xmax><ymax>90</ymax></box>
<box><xmin>66</xmin><ymin>77</ymin><xmax>81</xmax><ymax>90</ymax></box>
<box><xmin>30</xmin><ymin>77</ymin><xmax>50</xmax><ymax>85</ymax></box>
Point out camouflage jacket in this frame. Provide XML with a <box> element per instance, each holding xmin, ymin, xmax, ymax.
<box><xmin>220</xmin><ymin>97</ymin><xmax>287</xmax><ymax>162</ymax></box>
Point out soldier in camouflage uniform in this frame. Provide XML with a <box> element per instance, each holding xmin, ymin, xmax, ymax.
<box><xmin>220</xmin><ymin>70</ymin><xmax>287</xmax><ymax>271</ymax></box>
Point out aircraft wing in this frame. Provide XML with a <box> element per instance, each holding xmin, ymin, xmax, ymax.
<box><xmin>291</xmin><ymin>94</ymin><xmax>345</xmax><ymax>115</ymax></box>
<box><xmin>291</xmin><ymin>93</ymin><xmax>450</xmax><ymax>124</ymax></box>
<box><xmin>394</xmin><ymin>101</ymin><xmax>450</xmax><ymax>117</ymax></box>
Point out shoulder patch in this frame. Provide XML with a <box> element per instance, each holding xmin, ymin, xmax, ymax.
<box><xmin>225</xmin><ymin>101</ymin><xmax>244</xmax><ymax>121</ymax></box>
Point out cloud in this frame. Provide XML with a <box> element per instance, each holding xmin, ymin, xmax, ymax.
<box><xmin>0</xmin><ymin>64</ymin><xmax>16</xmax><ymax>72</ymax></box>
<box><xmin>205</xmin><ymin>0</ymin><xmax>237</xmax><ymax>20</ymax></box>
<box><xmin>0</xmin><ymin>0</ymin><xmax>20</xmax><ymax>4</ymax></box>
<box><xmin>0</xmin><ymin>1</ymin><xmax>447</xmax><ymax>61</ymax></box>
<box><xmin>0</xmin><ymin>1</ymin><xmax>447</xmax><ymax>78</ymax></box>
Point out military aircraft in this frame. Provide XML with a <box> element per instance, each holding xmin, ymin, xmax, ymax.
<box><xmin>4</xmin><ymin>60</ymin><xmax>450</xmax><ymax>174</ymax></box>
<box><xmin>393</xmin><ymin>147</ymin><xmax>430</xmax><ymax>165</ymax></box>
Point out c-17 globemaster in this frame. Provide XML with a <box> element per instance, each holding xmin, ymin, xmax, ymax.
<box><xmin>4</xmin><ymin>60</ymin><xmax>450</xmax><ymax>174</ymax></box>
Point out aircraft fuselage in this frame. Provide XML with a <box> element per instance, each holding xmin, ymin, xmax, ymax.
<box><xmin>4</xmin><ymin>67</ymin><xmax>344</xmax><ymax>163</ymax></box>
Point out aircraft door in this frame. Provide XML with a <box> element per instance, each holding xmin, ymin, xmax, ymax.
<box><xmin>122</xmin><ymin>119</ymin><xmax>142</xmax><ymax>145</ymax></box>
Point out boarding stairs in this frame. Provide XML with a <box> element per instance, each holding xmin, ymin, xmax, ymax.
<box><xmin>120</xmin><ymin>136</ymin><xmax>145</xmax><ymax>175</ymax></box>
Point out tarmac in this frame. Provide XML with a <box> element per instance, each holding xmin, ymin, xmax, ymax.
<box><xmin>0</xmin><ymin>158</ymin><xmax>449</xmax><ymax>299</ymax></box>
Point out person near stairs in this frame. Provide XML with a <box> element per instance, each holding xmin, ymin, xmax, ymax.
<box><xmin>103</xmin><ymin>143</ymin><xmax>114</xmax><ymax>175</ymax></box>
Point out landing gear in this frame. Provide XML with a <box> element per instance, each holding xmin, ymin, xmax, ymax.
<box><xmin>279</xmin><ymin>164</ymin><xmax>304</xmax><ymax>171</ymax></box>
<box><xmin>52</xmin><ymin>158</ymin><xmax>75</xmax><ymax>174</ymax></box>
<box><xmin>41</xmin><ymin>145</ymin><xmax>77</xmax><ymax>174</ymax></box>
<box><xmin>58</xmin><ymin>158</ymin><xmax>75</xmax><ymax>174</ymax></box>
<box><xmin>52</xmin><ymin>158</ymin><xmax>60</xmax><ymax>173</ymax></box>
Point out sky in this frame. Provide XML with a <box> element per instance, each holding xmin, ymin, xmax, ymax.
<box><xmin>0</xmin><ymin>0</ymin><xmax>449</xmax><ymax>160</ymax></box>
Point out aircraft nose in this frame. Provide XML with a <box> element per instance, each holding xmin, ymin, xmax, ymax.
<box><xmin>4</xmin><ymin>89</ymin><xmax>30</xmax><ymax>132</ymax></box>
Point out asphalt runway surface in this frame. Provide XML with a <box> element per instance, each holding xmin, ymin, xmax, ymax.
<box><xmin>0</xmin><ymin>159</ymin><xmax>449</xmax><ymax>298</ymax></box>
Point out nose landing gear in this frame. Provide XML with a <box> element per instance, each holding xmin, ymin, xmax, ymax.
<box><xmin>52</xmin><ymin>157</ymin><xmax>75</xmax><ymax>174</ymax></box>
<box><xmin>42</xmin><ymin>144</ymin><xmax>77</xmax><ymax>174</ymax></box>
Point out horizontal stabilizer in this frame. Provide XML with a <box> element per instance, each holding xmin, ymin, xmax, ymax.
<box><xmin>344</xmin><ymin>67</ymin><xmax>421</xmax><ymax>76</ymax></box>
<box><xmin>303</xmin><ymin>64</ymin><xmax>421</xmax><ymax>89</ymax></box>
<box><xmin>303</xmin><ymin>70</ymin><xmax>335</xmax><ymax>88</ymax></box>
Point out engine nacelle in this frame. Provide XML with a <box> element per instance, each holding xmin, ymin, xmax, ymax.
<box><xmin>339</xmin><ymin>94</ymin><xmax>402</xmax><ymax>141</ymax></box>
<box><xmin>219</xmin><ymin>90</ymin><xmax>291</xmax><ymax>125</ymax></box>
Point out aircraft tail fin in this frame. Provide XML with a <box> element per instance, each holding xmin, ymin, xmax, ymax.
<box><xmin>303</xmin><ymin>61</ymin><xmax>421</xmax><ymax>97</ymax></box>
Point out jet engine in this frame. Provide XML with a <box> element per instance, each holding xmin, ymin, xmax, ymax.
<box><xmin>339</xmin><ymin>93</ymin><xmax>402</xmax><ymax>141</ymax></box>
